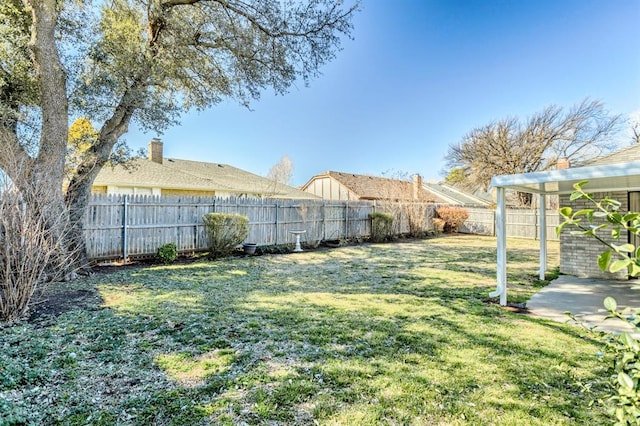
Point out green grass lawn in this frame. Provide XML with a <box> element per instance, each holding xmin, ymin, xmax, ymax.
<box><xmin>0</xmin><ymin>235</ymin><xmax>610</xmax><ymax>425</ymax></box>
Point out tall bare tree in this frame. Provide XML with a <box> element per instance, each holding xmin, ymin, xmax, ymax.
<box><xmin>445</xmin><ymin>98</ymin><xmax>621</xmax><ymax>206</ymax></box>
<box><xmin>0</xmin><ymin>0</ymin><xmax>359</xmax><ymax>268</ymax></box>
<box><xmin>266</xmin><ymin>155</ymin><xmax>294</xmax><ymax>186</ymax></box>
<box><xmin>629</xmin><ymin>112</ymin><xmax>640</xmax><ymax>144</ymax></box>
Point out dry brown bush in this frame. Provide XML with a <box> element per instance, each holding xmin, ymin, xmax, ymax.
<box><xmin>435</xmin><ymin>206</ymin><xmax>469</xmax><ymax>233</ymax></box>
<box><xmin>0</xmin><ymin>184</ymin><xmax>76</xmax><ymax>322</ymax></box>
<box><xmin>0</xmin><ymin>140</ymin><xmax>80</xmax><ymax>322</ymax></box>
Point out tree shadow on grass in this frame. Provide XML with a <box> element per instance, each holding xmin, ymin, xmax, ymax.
<box><xmin>4</xmin><ymin>237</ymin><xmax>602</xmax><ymax>425</ymax></box>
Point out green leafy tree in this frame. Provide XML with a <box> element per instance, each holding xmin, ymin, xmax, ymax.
<box><xmin>0</xmin><ymin>0</ymin><xmax>359</xmax><ymax>268</ymax></box>
<box><xmin>66</xmin><ymin>117</ymin><xmax>98</xmax><ymax>178</ymax></box>
<box><xmin>443</xmin><ymin>167</ymin><xmax>469</xmax><ymax>187</ymax></box>
<box><xmin>558</xmin><ymin>182</ymin><xmax>640</xmax><ymax>424</ymax></box>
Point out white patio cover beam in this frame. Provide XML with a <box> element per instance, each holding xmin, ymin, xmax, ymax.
<box><xmin>539</xmin><ymin>190</ymin><xmax>547</xmax><ymax>280</ymax></box>
<box><xmin>490</xmin><ymin>187</ymin><xmax>507</xmax><ymax>305</ymax></box>
<box><xmin>491</xmin><ymin>162</ymin><xmax>640</xmax><ymax>195</ymax></box>
<box><xmin>490</xmin><ymin>160</ymin><xmax>640</xmax><ymax>306</ymax></box>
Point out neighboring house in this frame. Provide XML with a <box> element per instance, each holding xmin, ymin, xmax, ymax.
<box><xmin>300</xmin><ymin>171</ymin><xmax>438</xmax><ymax>202</ymax></box>
<box><xmin>92</xmin><ymin>139</ymin><xmax>319</xmax><ymax>200</ymax></box>
<box><xmin>489</xmin><ymin>144</ymin><xmax>640</xmax><ymax>305</ymax></box>
<box><xmin>421</xmin><ymin>181</ymin><xmax>493</xmax><ymax>206</ymax></box>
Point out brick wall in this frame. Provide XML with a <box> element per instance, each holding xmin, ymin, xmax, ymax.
<box><xmin>559</xmin><ymin>191</ymin><xmax>629</xmax><ymax>279</ymax></box>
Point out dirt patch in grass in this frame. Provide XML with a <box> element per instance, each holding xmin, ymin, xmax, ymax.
<box><xmin>28</xmin><ymin>288</ymin><xmax>100</xmax><ymax>324</ymax></box>
<box><xmin>482</xmin><ymin>299</ymin><xmax>530</xmax><ymax>314</ymax></box>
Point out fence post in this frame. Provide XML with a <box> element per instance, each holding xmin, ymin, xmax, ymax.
<box><xmin>122</xmin><ymin>195</ymin><xmax>128</xmax><ymax>262</ymax></box>
<box><xmin>345</xmin><ymin>201</ymin><xmax>349</xmax><ymax>239</ymax></box>
<box><xmin>275</xmin><ymin>201</ymin><xmax>279</xmax><ymax>245</ymax></box>
<box><xmin>322</xmin><ymin>202</ymin><xmax>326</xmax><ymax>240</ymax></box>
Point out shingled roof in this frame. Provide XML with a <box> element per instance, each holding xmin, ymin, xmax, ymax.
<box><xmin>94</xmin><ymin>142</ymin><xmax>317</xmax><ymax>199</ymax></box>
<box><xmin>320</xmin><ymin>171</ymin><xmax>438</xmax><ymax>201</ymax></box>
<box><xmin>581</xmin><ymin>143</ymin><xmax>640</xmax><ymax>166</ymax></box>
<box><xmin>422</xmin><ymin>182</ymin><xmax>492</xmax><ymax>206</ymax></box>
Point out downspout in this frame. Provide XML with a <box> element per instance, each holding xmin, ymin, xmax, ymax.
<box><xmin>490</xmin><ymin>186</ymin><xmax>507</xmax><ymax>305</ymax></box>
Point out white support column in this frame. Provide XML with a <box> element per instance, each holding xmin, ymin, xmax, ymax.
<box><xmin>538</xmin><ymin>191</ymin><xmax>547</xmax><ymax>280</ymax></box>
<box><xmin>490</xmin><ymin>187</ymin><xmax>507</xmax><ymax>305</ymax></box>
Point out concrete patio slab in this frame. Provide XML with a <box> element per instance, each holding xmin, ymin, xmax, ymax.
<box><xmin>526</xmin><ymin>275</ymin><xmax>640</xmax><ymax>336</ymax></box>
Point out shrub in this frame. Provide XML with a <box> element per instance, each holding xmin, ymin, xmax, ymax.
<box><xmin>156</xmin><ymin>243</ymin><xmax>178</xmax><ymax>264</ymax></box>
<box><xmin>432</xmin><ymin>217</ymin><xmax>445</xmax><ymax>234</ymax></box>
<box><xmin>404</xmin><ymin>203</ymin><xmax>429</xmax><ymax>238</ymax></box>
<box><xmin>202</xmin><ymin>213</ymin><xmax>249</xmax><ymax>258</ymax></box>
<box><xmin>0</xmin><ymin>187</ymin><xmax>73</xmax><ymax>322</ymax></box>
<box><xmin>369</xmin><ymin>212</ymin><xmax>394</xmax><ymax>243</ymax></box>
<box><xmin>435</xmin><ymin>206</ymin><xmax>469</xmax><ymax>233</ymax></box>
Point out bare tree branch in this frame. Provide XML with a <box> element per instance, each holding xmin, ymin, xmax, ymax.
<box><xmin>445</xmin><ymin>98</ymin><xmax>622</xmax><ymax>206</ymax></box>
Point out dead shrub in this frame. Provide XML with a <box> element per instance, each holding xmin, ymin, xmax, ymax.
<box><xmin>0</xmin><ymin>187</ymin><xmax>74</xmax><ymax>322</ymax></box>
<box><xmin>404</xmin><ymin>203</ymin><xmax>429</xmax><ymax>238</ymax></box>
<box><xmin>435</xmin><ymin>206</ymin><xmax>469</xmax><ymax>233</ymax></box>
<box><xmin>432</xmin><ymin>217</ymin><xmax>446</xmax><ymax>234</ymax></box>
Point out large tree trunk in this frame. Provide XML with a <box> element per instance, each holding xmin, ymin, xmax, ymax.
<box><xmin>64</xmin><ymin>138</ymin><xmax>122</xmax><ymax>269</ymax></box>
<box><xmin>25</xmin><ymin>0</ymin><xmax>68</xmax><ymax>185</ymax></box>
<box><xmin>0</xmin><ymin>1</ymin><xmax>82</xmax><ymax>275</ymax></box>
<box><xmin>20</xmin><ymin>0</ymin><xmax>67</xmax><ymax>213</ymax></box>
<box><xmin>65</xmin><ymin>96</ymin><xmax>139</xmax><ymax>267</ymax></box>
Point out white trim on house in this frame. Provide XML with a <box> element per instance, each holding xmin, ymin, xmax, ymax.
<box><xmin>489</xmin><ymin>161</ymin><xmax>640</xmax><ymax>305</ymax></box>
<box><xmin>107</xmin><ymin>185</ymin><xmax>161</xmax><ymax>196</ymax></box>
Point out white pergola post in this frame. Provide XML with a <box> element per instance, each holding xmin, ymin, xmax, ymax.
<box><xmin>538</xmin><ymin>191</ymin><xmax>547</xmax><ymax>280</ymax></box>
<box><xmin>490</xmin><ymin>186</ymin><xmax>507</xmax><ymax>305</ymax></box>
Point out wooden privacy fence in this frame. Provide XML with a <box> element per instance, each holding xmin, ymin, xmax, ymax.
<box><xmin>459</xmin><ymin>206</ymin><xmax>560</xmax><ymax>241</ymax></box>
<box><xmin>83</xmin><ymin>195</ymin><xmax>559</xmax><ymax>261</ymax></box>
<box><xmin>84</xmin><ymin>195</ymin><xmax>432</xmax><ymax>261</ymax></box>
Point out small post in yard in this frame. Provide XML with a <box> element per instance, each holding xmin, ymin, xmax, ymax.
<box><xmin>122</xmin><ymin>194</ymin><xmax>129</xmax><ymax>263</ymax></box>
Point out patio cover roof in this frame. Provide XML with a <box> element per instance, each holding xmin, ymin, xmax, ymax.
<box><xmin>488</xmin><ymin>161</ymin><xmax>640</xmax><ymax>306</ymax></box>
<box><xmin>491</xmin><ymin>161</ymin><xmax>640</xmax><ymax>194</ymax></box>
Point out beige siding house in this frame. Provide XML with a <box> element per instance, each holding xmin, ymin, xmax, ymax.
<box><xmin>301</xmin><ymin>171</ymin><xmax>439</xmax><ymax>202</ymax></box>
<box><xmin>301</xmin><ymin>171</ymin><xmax>489</xmax><ymax>205</ymax></box>
<box><xmin>92</xmin><ymin>139</ymin><xmax>319</xmax><ymax>200</ymax></box>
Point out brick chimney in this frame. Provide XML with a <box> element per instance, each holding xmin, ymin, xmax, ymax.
<box><xmin>556</xmin><ymin>157</ymin><xmax>570</xmax><ymax>170</ymax></box>
<box><xmin>149</xmin><ymin>138</ymin><xmax>163</xmax><ymax>164</ymax></box>
<box><xmin>412</xmin><ymin>174</ymin><xmax>423</xmax><ymax>200</ymax></box>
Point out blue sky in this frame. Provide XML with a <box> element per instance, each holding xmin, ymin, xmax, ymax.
<box><xmin>128</xmin><ymin>0</ymin><xmax>640</xmax><ymax>187</ymax></box>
